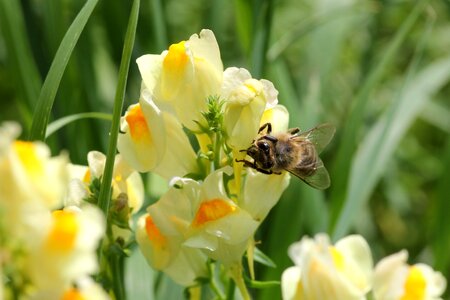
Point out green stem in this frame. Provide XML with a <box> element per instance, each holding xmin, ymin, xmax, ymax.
<box><xmin>97</xmin><ymin>0</ymin><xmax>140</xmax><ymax>214</ymax></box>
<box><xmin>111</xmin><ymin>253</ymin><xmax>126</xmax><ymax>300</ymax></box>
<box><xmin>213</xmin><ymin>132</ymin><xmax>222</xmax><ymax>170</ymax></box>
<box><xmin>226</xmin><ymin>279</ymin><xmax>235</xmax><ymax>300</ymax></box>
<box><xmin>209</xmin><ymin>262</ymin><xmax>225</xmax><ymax>300</ymax></box>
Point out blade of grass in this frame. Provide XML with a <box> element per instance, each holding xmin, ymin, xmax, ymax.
<box><xmin>233</xmin><ymin>0</ymin><xmax>253</xmax><ymax>57</ymax></box>
<box><xmin>251</xmin><ymin>0</ymin><xmax>274</xmax><ymax>78</ymax></box>
<box><xmin>328</xmin><ymin>0</ymin><xmax>429</xmax><ymax>233</ymax></box>
<box><xmin>45</xmin><ymin>112</ymin><xmax>112</xmax><ymax>138</ymax></box>
<box><xmin>0</xmin><ymin>0</ymin><xmax>42</xmax><ymax>128</ymax></box>
<box><xmin>149</xmin><ymin>0</ymin><xmax>168</xmax><ymax>52</ymax></box>
<box><xmin>332</xmin><ymin>58</ymin><xmax>450</xmax><ymax>239</ymax></box>
<box><xmin>28</xmin><ymin>0</ymin><xmax>98</xmax><ymax>141</ymax></box>
<box><xmin>97</xmin><ymin>0</ymin><xmax>139</xmax><ymax>214</ymax></box>
<box><xmin>430</xmin><ymin>135</ymin><xmax>450</xmax><ymax>277</ymax></box>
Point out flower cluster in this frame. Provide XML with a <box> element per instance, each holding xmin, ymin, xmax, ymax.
<box><xmin>117</xmin><ymin>29</ymin><xmax>291</xmax><ymax>296</ymax></box>
<box><xmin>0</xmin><ymin>123</ymin><xmax>108</xmax><ymax>299</ymax></box>
<box><xmin>282</xmin><ymin>233</ymin><xmax>447</xmax><ymax>300</ymax></box>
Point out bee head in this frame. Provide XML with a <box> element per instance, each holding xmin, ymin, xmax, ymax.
<box><xmin>243</xmin><ymin>138</ymin><xmax>275</xmax><ymax>170</ymax></box>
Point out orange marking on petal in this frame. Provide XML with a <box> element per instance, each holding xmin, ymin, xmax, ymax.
<box><xmin>125</xmin><ymin>104</ymin><xmax>151</xmax><ymax>142</ymax></box>
<box><xmin>61</xmin><ymin>288</ymin><xmax>85</xmax><ymax>300</ymax></box>
<box><xmin>145</xmin><ymin>215</ymin><xmax>166</xmax><ymax>248</ymax></box>
<box><xmin>46</xmin><ymin>210</ymin><xmax>78</xmax><ymax>252</ymax></box>
<box><xmin>192</xmin><ymin>199</ymin><xmax>236</xmax><ymax>227</ymax></box>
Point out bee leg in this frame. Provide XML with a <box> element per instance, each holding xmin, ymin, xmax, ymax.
<box><xmin>258</xmin><ymin>123</ymin><xmax>272</xmax><ymax>135</ymax></box>
<box><xmin>235</xmin><ymin>159</ymin><xmax>256</xmax><ymax>169</ymax></box>
<box><xmin>288</xmin><ymin>127</ymin><xmax>300</xmax><ymax>135</ymax></box>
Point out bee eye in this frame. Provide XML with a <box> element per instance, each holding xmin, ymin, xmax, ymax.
<box><xmin>258</xmin><ymin>141</ymin><xmax>270</xmax><ymax>153</ymax></box>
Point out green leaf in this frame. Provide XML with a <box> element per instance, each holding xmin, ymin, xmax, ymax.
<box><xmin>252</xmin><ymin>247</ymin><xmax>277</xmax><ymax>268</ymax></box>
<box><xmin>0</xmin><ymin>0</ymin><xmax>42</xmax><ymax>128</ymax></box>
<box><xmin>97</xmin><ymin>0</ymin><xmax>140</xmax><ymax>214</ymax></box>
<box><xmin>45</xmin><ymin>112</ymin><xmax>112</xmax><ymax>138</ymax></box>
<box><xmin>28</xmin><ymin>0</ymin><xmax>98</xmax><ymax>141</ymax></box>
<box><xmin>332</xmin><ymin>55</ymin><xmax>450</xmax><ymax>239</ymax></box>
<box><xmin>125</xmin><ymin>249</ymin><xmax>156</xmax><ymax>300</ymax></box>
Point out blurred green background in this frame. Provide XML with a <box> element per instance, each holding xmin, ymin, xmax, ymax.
<box><xmin>1</xmin><ymin>0</ymin><xmax>449</xmax><ymax>299</ymax></box>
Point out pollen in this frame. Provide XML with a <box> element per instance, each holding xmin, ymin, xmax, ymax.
<box><xmin>192</xmin><ymin>199</ymin><xmax>236</xmax><ymax>227</ymax></box>
<box><xmin>145</xmin><ymin>215</ymin><xmax>166</xmax><ymax>248</ymax></box>
<box><xmin>125</xmin><ymin>104</ymin><xmax>151</xmax><ymax>142</ymax></box>
<box><xmin>13</xmin><ymin>141</ymin><xmax>43</xmax><ymax>175</ymax></box>
<box><xmin>61</xmin><ymin>288</ymin><xmax>84</xmax><ymax>300</ymax></box>
<box><xmin>163</xmin><ymin>41</ymin><xmax>188</xmax><ymax>71</ymax></box>
<box><xmin>46</xmin><ymin>210</ymin><xmax>78</xmax><ymax>252</ymax></box>
<box><xmin>400</xmin><ymin>266</ymin><xmax>426</xmax><ymax>300</ymax></box>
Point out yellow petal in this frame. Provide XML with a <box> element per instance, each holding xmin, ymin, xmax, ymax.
<box><xmin>46</xmin><ymin>210</ymin><xmax>78</xmax><ymax>252</ymax></box>
<box><xmin>400</xmin><ymin>266</ymin><xmax>426</xmax><ymax>300</ymax></box>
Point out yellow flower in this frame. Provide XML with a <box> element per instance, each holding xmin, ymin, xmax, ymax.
<box><xmin>182</xmin><ymin>168</ymin><xmax>260</xmax><ymax>265</ymax></box>
<box><xmin>221</xmin><ymin>67</ymin><xmax>279</xmax><ymax>150</ymax></box>
<box><xmin>0</xmin><ymin>122</ymin><xmax>69</xmax><ymax>238</ymax></box>
<box><xmin>118</xmin><ymin>91</ymin><xmax>198</xmax><ymax>179</ymax></box>
<box><xmin>30</xmin><ymin>277</ymin><xmax>110</xmax><ymax>300</ymax></box>
<box><xmin>66</xmin><ymin>151</ymin><xmax>144</xmax><ymax>214</ymax></box>
<box><xmin>373</xmin><ymin>250</ymin><xmax>446</xmax><ymax>300</ymax></box>
<box><xmin>136</xmin><ymin>184</ymin><xmax>208</xmax><ymax>286</ymax></box>
<box><xmin>281</xmin><ymin>234</ymin><xmax>373</xmax><ymax>300</ymax></box>
<box><xmin>137</xmin><ymin>29</ymin><xmax>223</xmax><ymax>130</ymax></box>
<box><xmin>117</xmin><ymin>94</ymin><xmax>165</xmax><ymax>172</ymax></box>
<box><xmin>25</xmin><ymin>205</ymin><xmax>105</xmax><ymax>290</ymax></box>
<box><xmin>241</xmin><ymin>168</ymin><xmax>290</xmax><ymax>222</ymax></box>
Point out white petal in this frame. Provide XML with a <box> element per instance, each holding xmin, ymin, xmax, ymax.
<box><xmin>281</xmin><ymin>266</ymin><xmax>302</xmax><ymax>300</ymax></box>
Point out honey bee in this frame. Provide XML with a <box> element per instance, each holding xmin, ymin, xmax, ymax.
<box><xmin>236</xmin><ymin>123</ymin><xmax>335</xmax><ymax>190</ymax></box>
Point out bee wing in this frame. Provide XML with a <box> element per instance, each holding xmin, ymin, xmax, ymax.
<box><xmin>287</xmin><ymin>158</ymin><xmax>331</xmax><ymax>190</ymax></box>
<box><xmin>292</xmin><ymin>123</ymin><xmax>335</xmax><ymax>154</ymax></box>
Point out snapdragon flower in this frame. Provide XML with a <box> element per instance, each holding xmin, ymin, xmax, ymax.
<box><xmin>66</xmin><ymin>151</ymin><xmax>143</xmax><ymax>213</ymax></box>
<box><xmin>282</xmin><ymin>234</ymin><xmax>373</xmax><ymax>300</ymax></box>
<box><xmin>136</xmin><ymin>185</ymin><xmax>209</xmax><ymax>286</ymax></box>
<box><xmin>31</xmin><ymin>277</ymin><xmax>110</xmax><ymax>300</ymax></box>
<box><xmin>373</xmin><ymin>250</ymin><xmax>446</xmax><ymax>300</ymax></box>
<box><xmin>25</xmin><ymin>205</ymin><xmax>105</xmax><ymax>292</ymax></box>
<box><xmin>137</xmin><ymin>29</ymin><xmax>223</xmax><ymax>130</ymax></box>
<box><xmin>118</xmin><ymin>90</ymin><xmax>198</xmax><ymax>179</ymax></box>
<box><xmin>222</xmin><ymin>67</ymin><xmax>279</xmax><ymax>151</ymax></box>
<box><xmin>0</xmin><ymin>122</ymin><xmax>69</xmax><ymax>238</ymax></box>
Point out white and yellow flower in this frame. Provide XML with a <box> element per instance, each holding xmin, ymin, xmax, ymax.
<box><xmin>136</xmin><ymin>184</ymin><xmax>208</xmax><ymax>286</ymax></box>
<box><xmin>373</xmin><ymin>250</ymin><xmax>446</xmax><ymax>300</ymax></box>
<box><xmin>0</xmin><ymin>122</ymin><xmax>69</xmax><ymax>238</ymax></box>
<box><xmin>117</xmin><ymin>93</ymin><xmax>166</xmax><ymax>173</ymax></box>
<box><xmin>281</xmin><ymin>234</ymin><xmax>373</xmax><ymax>300</ymax></box>
<box><xmin>137</xmin><ymin>29</ymin><xmax>223</xmax><ymax>130</ymax></box>
<box><xmin>118</xmin><ymin>91</ymin><xmax>198</xmax><ymax>179</ymax></box>
<box><xmin>221</xmin><ymin>67</ymin><xmax>279</xmax><ymax>151</ymax></box>
<box><xmin>25</xmin><ymin>205</ymin><xmax>105</xmax><ymax>290</ymax></box>
<box><xmin>66</xmin><ymin>151</ymin><xmax>144</xmax><ymax>214</ymax></box>
<box><xmin>30</xmin><ymin>277</ymin><xmax>110</xmax><ymax>300</ymax></box>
